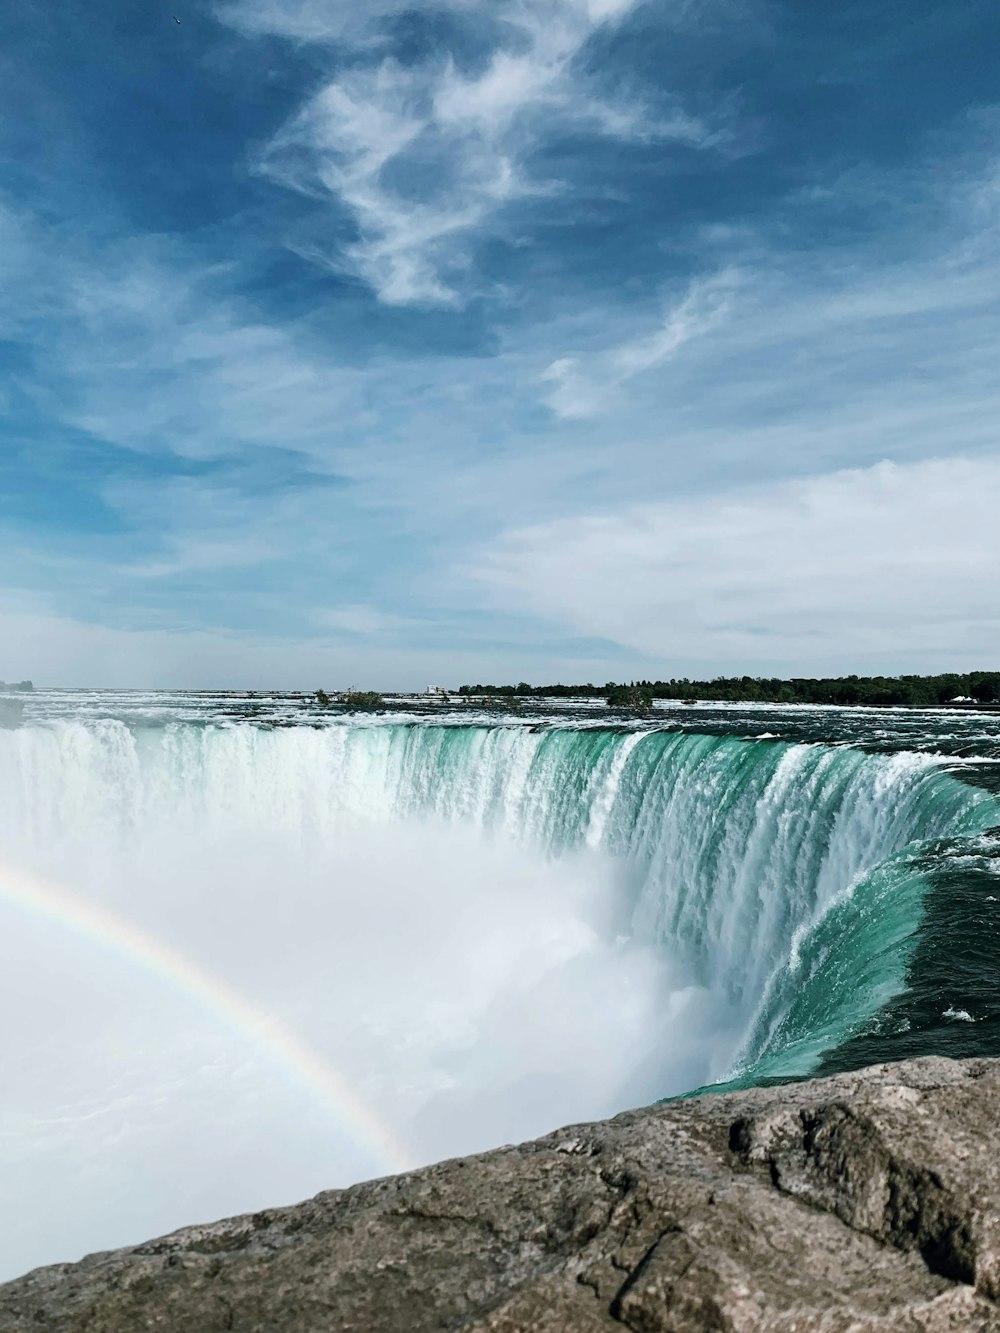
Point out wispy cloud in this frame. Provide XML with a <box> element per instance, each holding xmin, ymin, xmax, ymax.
<box><xmin>0</xmin><ymin>210</ymin><xmax>360</xmax><ymax>461</ymax></box>
<box><xmin>470</xmin><ymin>455</ymin><xmax>1000</xmax><ymax>673</ymax></box>
<box><xmin>541</xmin><ymin>270</ymin><xmax>738</xmax><ymax>417</ymax></box>
<box><xmin>228</xmin><ymin>0</ymin><xmax>711</xmax><ymax>304</ymax></box>
<box><xmin>313</xmin><ymin>603</ymin><xmax>416</xmax><ymax>637</ymax></box>
<box><xmin>215</xmin><ymin>0</ymin><xmax>422</xmax><ymax>43</ymax></box>
<box><xmin>0</xmin><ymin>593</ymin><xmax>626</xmax><ymax>689</ymax></box>
<box><xmin>5</xmin><ymin>1</ymin><xmax>1000</xmax><ymax>682</ymax></box>
<box><xmin>6</xmin><ymin>129</ymin><xmax>1000</xmax><ymax>673</ymax></box>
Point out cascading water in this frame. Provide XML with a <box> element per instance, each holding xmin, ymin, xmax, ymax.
<box><xmin>0</xmin><ymin>709</ymin><xmax>997</xmax><ymax>1279</ymax></box>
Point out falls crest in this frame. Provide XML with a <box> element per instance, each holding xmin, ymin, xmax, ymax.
<box><xmin>1</xmin><ymin>719</ymin><xmax>995</xmax><ymax>1085</ymax></box>
<box><xmin>3</xmin><ymin>716</ymin><xmax>999</xmax><ymax>1283</ymax></box>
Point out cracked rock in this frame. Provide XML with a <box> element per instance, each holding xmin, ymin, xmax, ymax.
<box><xmin>1</xmin><ymin>1057</ymin><xmax>998</xmax><ymax>1331</ymax></box>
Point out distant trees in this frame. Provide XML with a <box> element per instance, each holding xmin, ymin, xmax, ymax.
<box><xmin>478</xmin><ymin>694</ymin><xmax>523</xmax><ymax>713</ymax></box>
<box><xmin>310</xmin><ymin>674</ymin><xmax>1000</xmax><ymax>712</ymax></box>
<box><xmin>458</xmin><ymin>682</ymin><xmax>600</xmax><ymax>699</ymax></box>
<box><xmin>605</xmin><ymin>683</ymin><xmax>653</xmax><ymax>712</ymax></box>
<box><xmin>314</xmin><ymin>688</ymin><xmax>384</xmax><ymax>711</ymax></box>
<box><xmin>457</xmin><ymin>673</ymin><xmax>1000</xmax><ymax>708</ymax></box>
<box><xmin>341</xmin><ymin>691</ymin><xmax>384</xmax><ymax>711</ymax></box>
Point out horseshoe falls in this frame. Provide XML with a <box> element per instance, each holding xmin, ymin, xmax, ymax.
<box><xmin>0</xmin><ymin>700</ymin><xmax>998</xmax><ymax>1279</ymax></box>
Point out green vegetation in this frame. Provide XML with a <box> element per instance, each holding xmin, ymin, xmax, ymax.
<box><xmin>314</xmin><ymin>688</ymin><xmax>385</xmax><ymax>711</ymax></box>
<box><xmin>459</xmin><ymin>682</ymin><xmax>589</xmax><ymax>699</ymax></box>
<box><xmin>341</xmin><ymin>690</ymin><xmax>385</xmax><ymax>711</ymax></box>
<box><xmin>458</xmin><ymin>673</ymin><xmax>1000</xmax><ymax>707</ymax></box>
<box><xmin>605</xmin><ymin>683</ymin><xmax>653</xmax><ymax>712</ymax></box>
<box><xmin>478</xmin><ymin>694</ymin><xmax>523</xmax><ymax>714</ymax></box>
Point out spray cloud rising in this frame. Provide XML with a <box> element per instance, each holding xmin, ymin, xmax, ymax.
<box><xmin>0</xmin><ymin>716</ymin><xmax>994</xmax><ymax>1279</ymax></box>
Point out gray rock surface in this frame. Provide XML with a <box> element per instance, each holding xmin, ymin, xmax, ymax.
<box><xmin>2</xmin><ymin>1057</ymin><xmax>999</xmax><ymax>1331</ymax></box>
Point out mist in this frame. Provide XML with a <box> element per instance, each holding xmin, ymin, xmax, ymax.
<box><xmin>0</xmin><ymin>724</ymin><xmax>739</xmax><ymax>1281</ymax></box>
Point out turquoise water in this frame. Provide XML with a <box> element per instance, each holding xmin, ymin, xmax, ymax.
<box><xmin>3</xmin><ymin>691</ymin><xmax>998</xmax><ymax>1089</ymax></box>
<box><xmin>2</xmin><ymin>690</ymin><xmax>997</xmax><ymax>1280</ymax></box>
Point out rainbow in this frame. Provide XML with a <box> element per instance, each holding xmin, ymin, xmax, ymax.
<box><xmin>0</xmin><ymin>863</ymin><xmax>415</xmax><ymax>1175</ymax></box>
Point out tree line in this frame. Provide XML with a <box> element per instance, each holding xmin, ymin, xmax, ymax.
<box><xmin>458</xmin><ymin>673</ymin><xmax>1000</xmax><ymax>707</ymax></box>
<box><xmin>315</xmin><ymin>689</ymin><xmax>385</xmax><ymax>710</ymax></box>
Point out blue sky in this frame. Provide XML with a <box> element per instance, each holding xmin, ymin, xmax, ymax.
<box><xmin>2</xmin><ymin>0</ymin><xmax>999</xmax><ymax>687</ymax></box>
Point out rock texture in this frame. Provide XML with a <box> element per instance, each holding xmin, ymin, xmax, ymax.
<box><xmin>2</xmin><ymin>1057</ymin><xmax>1000</xmax><ymax>1332</ymax></box>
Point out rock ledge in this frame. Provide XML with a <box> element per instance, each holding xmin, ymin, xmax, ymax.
<box><xmin>2</xmin><ymin>1057</ymin><xmax>999</xmax><ymax>1331</ymax></box>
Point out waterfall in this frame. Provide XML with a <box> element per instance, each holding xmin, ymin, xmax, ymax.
<box><xmin>1</xmin><ymin>719</ymin><xmax>994</xmax><ymax>1081</ymax></box>
<box><xmin>0</xmin><ymin>717</ymin><xmax>996</xmax><ymax>1279</ymax></box>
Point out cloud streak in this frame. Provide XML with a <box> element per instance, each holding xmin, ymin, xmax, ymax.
<box><xmin>235</xmin><ymin>0</ymin><xmax>710</xmax><ymax>304</ymax></box>
<box><xmin>471</xmin><ymin>455</ymin><xmax>1000</xmax><ymax>672</ymax></box>
<box><xmin>4</xmin><ymin>5</ymin><xmax>1000</xmax><ymax>681</ymax></box>
<box><xmin>541</xmin><ymin>271</ymin><xmax>738</xmax><ymax>417</ymax></box>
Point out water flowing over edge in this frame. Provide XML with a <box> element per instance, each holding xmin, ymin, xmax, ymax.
<box><xmin>2</xmin><ymin>717</ymin><xmax>996</xmax><ymax>1092</ymax></box>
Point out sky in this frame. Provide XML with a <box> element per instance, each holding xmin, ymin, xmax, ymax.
<box><xmin>2</xmin><ymin>0</ymin><xmax>999</xmax><ymax>688</ymax></box>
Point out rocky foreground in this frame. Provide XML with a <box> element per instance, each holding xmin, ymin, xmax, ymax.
<box><xmin>2</xmin><ymin>1057</ymin><xmax>999</xmax><ymax>1332</ymax></box>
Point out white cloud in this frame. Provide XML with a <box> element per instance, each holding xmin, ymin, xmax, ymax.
<box><xmin>115</xmin><ymin>538</ymin><xmax>272</xmax><ymax>581</ymax></box>
<box><xmin>0</xmin><ymin>206</ymin><xmax>373</xmax><ymax>464</ymax></box>
<box><xmin>61</xmin><ymin>262</ymin><xmax>362</xmax><ymax>459</ymax></box>
<box><xmin>231</xmin><ymin>0</ymin><xmax>711</xmax><ymax>304</ymax></box>
<box><xmin>314</xmin><ymin>604</ymin><xmax>415</xmax><ymax>636</ymax></box>
<box><xmin>541</xmin><ymin>270</ymin><xmax>737</xmax><ymax>417</ymax></box>
<box><xmin>6</xmin><ymin>116</ymin><xmax>1000</xmax><ymax>680</ymax></box>
<box><xmin>215</xmin><ymin>0</ymin><xmax>458</xmax><ymax>43</ymax></box>
<box><xmin>0</xmin><ymin>597</ymin><xmax>626</xmax><ymax>689</ymax></box>
<box><xmin>470</xmin><ymin>455</ymin><xmax>1000</xmax><ymax>672</ymax></box>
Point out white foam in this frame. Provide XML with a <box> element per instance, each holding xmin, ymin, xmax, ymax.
<box><xmin>0</xmin><ymin>724</ymin><xmax>740</xmax><ymax>1280</ymax></box>
<box><xmin>942</xmin><ymin>1006</ymin><xmax>975</xmax><ymax>1023</ymax></box>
